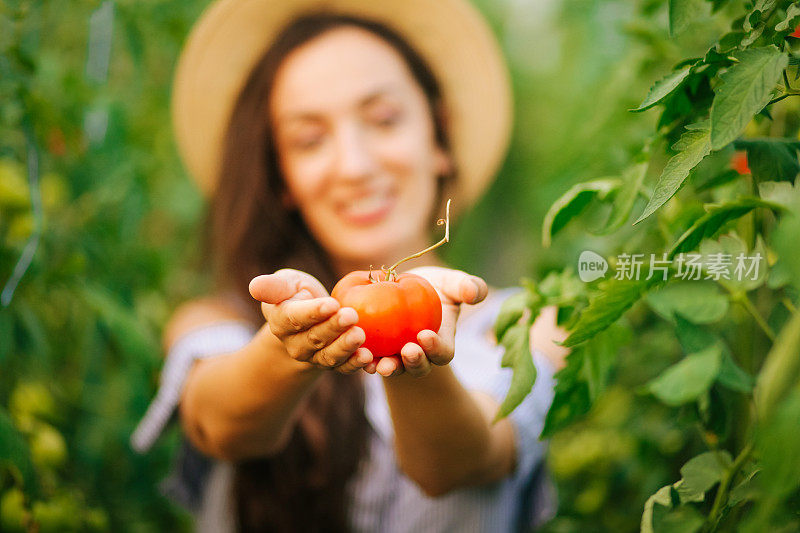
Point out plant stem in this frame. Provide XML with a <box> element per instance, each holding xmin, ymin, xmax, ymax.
<box><xmin>734</xmin><ymin>292</ymin><xmax>776</xmax><ymax>341</ymax></box>
<box><xmin>766</xmin><ymin>92</ymin><xmax>800</xmax><ymax>106</ymax></box>
<box><xmin>783</xmin><ymin>297</ymin><xmax>798</xmax><ymax>314</ymax></box>
<box><xmin>385</xmin><ymin>199</ymin><xmax>451</xmax><ymax>276</ymax></box>
<box><xmin>703</xmin><ymin>443</ymin><xmax>754</xmax><ymax>532</ymax></box>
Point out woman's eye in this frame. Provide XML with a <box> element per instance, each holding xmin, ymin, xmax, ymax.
<box><xmin>291</xmin><ymin>134</ymin><xmax>324</xmax><ymax>151</ymax></box>
<box><xmin>368</xmin><ymin>109</ymin><xmax>402</xmax><ymax>129</ymax></box>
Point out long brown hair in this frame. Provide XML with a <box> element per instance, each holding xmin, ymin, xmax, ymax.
<box><xmin>208</xmin><ymin>12</ymin><xmax>453</xmax><ymax>532</ymax></box>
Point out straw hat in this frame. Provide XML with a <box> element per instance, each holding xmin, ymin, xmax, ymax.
<box><xmin>172</xmin><ymin>0</ymin><xmax>512</xmax><ymax>208</ymax></box>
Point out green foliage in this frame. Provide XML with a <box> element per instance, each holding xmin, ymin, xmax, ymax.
<box><xmin>510</xmin><ymin>1</ymin><xmax>800</xmax><ymax>531</ymax></box>
<box><xmin>542</xmin><ymin>179</ymin><xmax>621</xmax><ymax>247</ymax></box>
<box><xmin>494</xmin><ymin>284</ymin><xmax>541</xmax><ymax>420</ymax></box>
<box><xmin>645</xmin><ymin>342</ymin><xmax>722</xmax><ymax>405</ymax></box>
<box><xmin>635</xmin><ymin>124</ymin><xmax>712</xmax><ymax>224</ymax></box>
<box><xmin>710</xmin><ymin>47</ymin><xmax>788</xmax><ymax>149</ymax></box>
<box><xmin>632</xmin><ymin>65</ymin><xmax>694</xmax><ymax>112</ymax></box>
<box><xmin>1</xmin><ymin>0</ymin><xmax>203</xmax><ymax>530</ymax></box>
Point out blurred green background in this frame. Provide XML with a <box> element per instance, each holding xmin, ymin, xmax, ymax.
<box><xmin>0</xmin><ymin>0</ymin><xmax>751</xmax><ymax>531</ymax></box>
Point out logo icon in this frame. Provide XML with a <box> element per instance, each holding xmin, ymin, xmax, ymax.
<box><xmin>578</xmin><ymin>250</ymin><xmax>608</xmax><ymax>282</ymax></box>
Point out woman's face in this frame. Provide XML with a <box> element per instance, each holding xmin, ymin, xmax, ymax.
<box><xmin>269</xmin><ymin>26</ymin><xmax>450</xmax><ymax>271</ymax></box>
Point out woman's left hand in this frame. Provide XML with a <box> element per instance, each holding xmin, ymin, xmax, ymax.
<box><xmin>369</xmin><ymin>266</ymin><xmax>488</xmax><ymax>378</ymax></box>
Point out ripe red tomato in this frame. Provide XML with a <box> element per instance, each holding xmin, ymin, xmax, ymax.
<box><xmin>792</xmin><ymin>24</ymin><xmax>800</xmax><ymax>38</ymax></box>
<box><xmin>331</xmin><ymin>271</ymin><xmax>442</xmax><ymax>358</ymax></box>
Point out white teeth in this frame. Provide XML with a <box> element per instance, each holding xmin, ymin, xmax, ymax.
<box><xmin>341</xmin><ymin>194</ymin><xmax>390</xmax><ymax>217</ymax></box>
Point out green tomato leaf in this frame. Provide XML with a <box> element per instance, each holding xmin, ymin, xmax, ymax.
<box><xmin>581</xmin><ymin>323</ymin><xmax>629</xmax><ymax>401</ymax></box>
<box><xmin>744</xmin><ymin>0</ymin><xmax>778</xmax><ymax>32</ymax></box>
<box><xmin>776</xmin><ymin>2</ymin><xmax>800</xmax><ymax>32</ymax></box>
<box><xmin>755</xmin><ymin>311</ymin><xmax>800</xmax><ymax>421</ymax></box>
<box><xmin>717</xmin><ymin>349</ymin><xmax>755</xmax><ymax>393</ymax></box>
<box><xmin>632</xmin><ymin>66</ymin><xmax>693</xmax><ymax>112</ymax></box>
<box><xmin>542</xmin><ymin>179</ymin><xmax>620</xmax><ymax>247</ymax></box>
<box><xmin>735</xmin><ymin>138</ymin><xmax>800</xmax><ymax>183</ymax></box>
<box><xmin>653</xmin><ymin>505</ymin><xmax>705</xmax><ymax>533</ymax></box>
<box><xmin>669</xmin><ymin>197</ymin><xmax>785</xmax><ymax>258</ymax></box>
<box><xmin>540</xmin><ymin>346</ymin><xmax>590</xmax><ymax>437</ymax></box>
<box><xmin>635</xmin><ymin>126</ymin><xmax>711</xmax><ymax>224</ymax></box>
<box><xmin>758</xmin><ymin>181</ymin><xmax>798</xmax><ymax>209</ymax></box>
<box><xmin>598</xmin><ymin>161</ymin><xmax>649</xmax><ymax>234</ymax></box>
<box><xmin>641</xmin><ymin>484</ymin><xmax>673</xmax><ymax>533</ymax></box>
<box><xmin>494</xmin><ymin>321</ymin><xmax>537</xmax><ymax>421</ymax></box>
<box><xmin>562</xmin><ymin>276</ymin><xmax>661</xmax><ymax>347</ymax></box>
<box><xmin>675</xmin><ymin>315</ymin><xmax>719</xmax><ymax>353</ymax></box>
<box><xmin>668</xmin><ymin>0</ymin><xmax>707</xmax><ymax>36</ymax></box>
<box><xmin>643</xmin><ymin>451</ymin><xmax>733</xmax><ymax>532</ymax></box>
<box><xmin>646</xmin><ymin>281</ymin><xmax>730</xmax><ymax>325</ymax></box>
<box><xmin>677</xmin><ymin>451</ymin><xmax>733</xmax><ymax>501</ymax></box>
<box><xmin>646</xmin><ymin>343</ymin><xmax>722</xmax><ymax>406</ymax></box>
<box><xmin>729</xmin><ymin>463</ymin><xmax>761</xmax><ymax>506</ymax></box>
<box><xmin>494</xmin><ymin>290</ymin><xmax>531</xmax><ymax>342</ymax></box>
<box><xmin>710</xmin><ymin>47</ymin><xmax>788</xmax><ymax>150</ymax></box>
<box><xmin>537</xmin><ymin>270</ymin><xmax>587</xmax><ymax>307</ymax></box>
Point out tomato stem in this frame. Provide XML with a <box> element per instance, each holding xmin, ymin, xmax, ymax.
<box><xmin>385</xmin><ymin>199</ymin><xmax>451</xmax><ymax>279</ymax></box>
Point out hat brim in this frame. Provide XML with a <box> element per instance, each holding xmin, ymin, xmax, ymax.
<box><xmin>172</xmin><ymin>0</ymin><xmax>513</xmax><ymax>208</ymax></box>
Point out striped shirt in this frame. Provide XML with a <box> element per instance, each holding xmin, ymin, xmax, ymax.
<box><xmin>131</xmin><ymin>288</ymin><xmax>557</xmax><ymax>532</ymax></box>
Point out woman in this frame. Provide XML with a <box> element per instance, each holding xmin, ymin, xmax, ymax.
<box><xmin>132</xmin><ymin>1</ymin><xmax>567</xmax><ymax>531</ymax></box>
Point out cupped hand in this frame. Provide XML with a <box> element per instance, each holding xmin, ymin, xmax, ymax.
<box><xmin>370</xmin><ymin>266</ymin><xmax>488</xmax><ymax>378</ymax></box>
<box><xmin>249</xmin><ymin>269</ymin><xmax>373</xmax><ymax>374</ymax></box>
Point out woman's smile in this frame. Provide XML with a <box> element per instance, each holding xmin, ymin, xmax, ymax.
<box><xmin>336</xmin><ymin>189</ymin><xmax>397</xmax><ymax>226</ymax></box>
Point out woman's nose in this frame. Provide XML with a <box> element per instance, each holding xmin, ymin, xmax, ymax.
<box><xmin>332</xmin><ymin>121</ymin><xmax>376</xmax><ymax>182</ymax></box>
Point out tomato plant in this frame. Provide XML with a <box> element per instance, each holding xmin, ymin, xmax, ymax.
<box><xmin>332</xmin><ymin>271</ymin><xmax>442</xmax><ymax>357</ymax></box>
<box><xmin>497</xmin><ymin>2</ymin><xmax>800</xmax><ymax>531</ymax></box>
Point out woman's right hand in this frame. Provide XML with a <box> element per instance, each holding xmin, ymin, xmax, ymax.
<box><xmin>249</xmin><ymin>269</ymin><xmax>374</xmax><ymax>374</ymax></box>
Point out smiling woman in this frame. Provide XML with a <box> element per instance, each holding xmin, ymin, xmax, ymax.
<box><xmin>130</xmin><ymin>2</ymin><xmax>563</xmax><ymax>532</ymax></box>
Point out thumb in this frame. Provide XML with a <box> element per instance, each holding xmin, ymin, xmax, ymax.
<box><xmin>249</xmin><ymin>274</ymin><xmax>300</xmax><ymax>305</ymax></box>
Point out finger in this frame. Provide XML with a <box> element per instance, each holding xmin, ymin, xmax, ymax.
<box><xmin>364</xmin><ymin>359</ymin><xmax>378</xmax><ymax>374</ymax></box>
<box><xmin>310</xmin><ymin>326</ymin><xmax>366</xmax><ymax>368</ymax></box>
<box><xmin>407</xmin><ymin>267</ymin><xmax>488</xmax><ymax>305</ymax></box>
<box><xmin>400</xmin><ymin>342</ymin><xmax>431</xmax><ymax>377</ymax></box>
<box><xmin>286</xmin><ymin>308</ymin><xmax>359</xmax><ymax>361</ymax></box>
<box><xmin>376</xmin><ymin>355</ymin><xmax>403</xmax><ymax>377</ymax></box>
<box><xmin>444</xmin><ymin>274</ymin><xmax>488</xmax><ymax>305</ymax></box>
<box><xmin>267</xmin><ymin>297</ymin><xmax>340</xmax><ymax>338</ymax></box>
<box><xmin>249</xmin><ymin>269</ymin><xmax>327</xmax><ymax>304</ymax></box>
<box><xmin>335</xmin><ymin>347</ymin><xmax>374</xmax><ymax>374</ymax></box>
<box><xmin>417</xmin><ymin>329</ymin><xmax>454</xmax><ymax>366</ymax></box>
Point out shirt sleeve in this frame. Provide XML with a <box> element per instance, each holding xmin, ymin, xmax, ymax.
<box><xmin>130</xmin><ymin>321</ymin><xmax>257</xmax><ymax>453</ymax></box>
